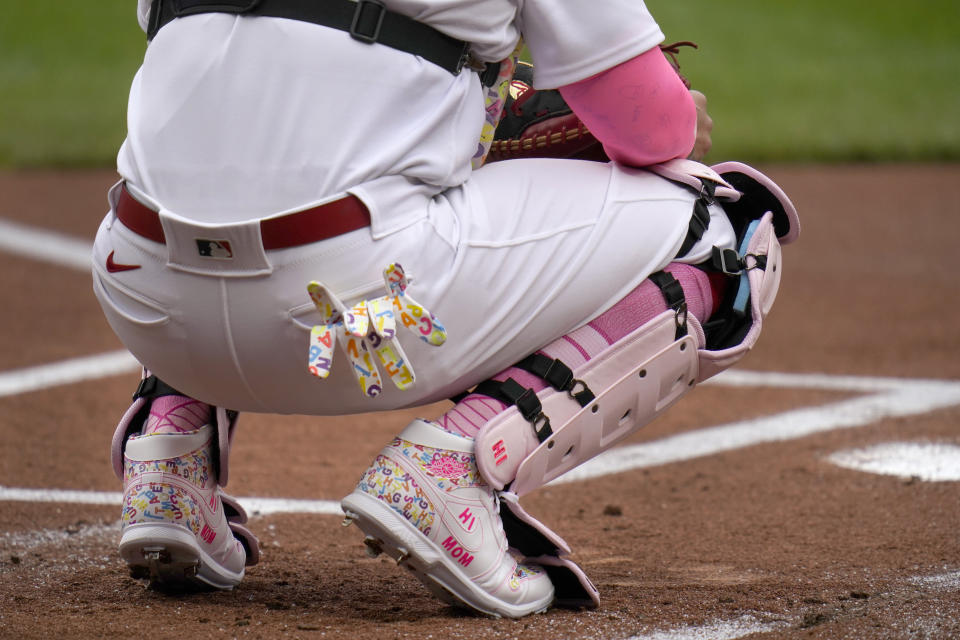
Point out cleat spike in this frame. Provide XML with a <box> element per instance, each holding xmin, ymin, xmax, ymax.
<box><xmin>363</xmin><ymin>536</ymin><xmax>383</xmax><ymax>558</ymax></box>
<box><xmin>395</xmin><ymin>549</ymin><xmax>410</xmax><ymax>565</ymax></box>
<box><xmin>143</xmin><ymin>546</ymin><xmax>164</xmax><ymax>562</ymax></box>
<box><xmin>341</xmin><ymin>516</ymin><xmax>355</xmax><ymax>527</ymax></box>
<box><xmin>129</xmin><ymin>565</ymin><xmax>150</xmax><ymax>580</ymax></box>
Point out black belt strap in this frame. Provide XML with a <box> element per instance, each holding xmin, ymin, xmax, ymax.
<box><xmin>676</xmin><ymin>179</ymin><xmax>716</xmax><ymax>259</ymax></box>
<box><xmin>148</xmin><ymin>0</ymin><xmax>474</xmax><ymax>76</ymax></box>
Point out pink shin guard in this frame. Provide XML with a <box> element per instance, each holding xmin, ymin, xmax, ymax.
<box><xmin>430</xmin><ymin>266</ymin><xmax>716</xmax><ymax>612</ymax></box>
<box><xmin>433</xmin><ymin>160</ymin><xmax>797</xmax><ymax>613</ymax></box>
<box><xmin>470</xmin><ymin>162</ymin><xmax>798</xmax><ymax>496</ymax></box>
<box><xmin>437</xmin><ymin>263</ymin><xmax>715</xmax><ymax>439</ymax></box>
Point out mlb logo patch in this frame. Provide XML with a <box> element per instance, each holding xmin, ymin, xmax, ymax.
<box><xmin>196</xmin><ymin>239</ymin><xmax>234</xmax><ymax>259</ymax></box>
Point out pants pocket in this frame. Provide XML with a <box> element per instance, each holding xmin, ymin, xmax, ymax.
<box><xmin>93</xmin><ymin>270</ymin><xmax>170</xmax><ymax>327</ymax></box>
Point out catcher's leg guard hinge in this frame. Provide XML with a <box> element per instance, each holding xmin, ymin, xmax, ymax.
<box><xmin>695</xmin><ymin>210</ymin><xmax>785</xmax><ymax>381</ymax></box>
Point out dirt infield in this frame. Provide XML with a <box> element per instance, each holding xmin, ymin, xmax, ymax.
<box><xmin>1</xmin><ymin>165</ymin><xmax>959</xmax><ymax>639</ymax></box>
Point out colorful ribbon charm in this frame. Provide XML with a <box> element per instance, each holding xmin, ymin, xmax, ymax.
<box><xmin>306</xmin><ymin>263</ymin><xmax>446</xmax><ymax>397</ymax></box>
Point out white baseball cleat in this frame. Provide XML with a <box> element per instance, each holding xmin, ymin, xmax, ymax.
<box><xmin>341</xmin><ymin>419</ymin><xmax>555</xmax><ymax>618</ymax></box>
<box><xmin>119</xmin><ymin>424</ymin><xmax>258</xmax><ymax>589</ymax></box>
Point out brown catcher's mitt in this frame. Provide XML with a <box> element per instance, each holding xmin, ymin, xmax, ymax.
<box><xmin>486</xmin><ymin>42</ymin><xmax>696</xmax><ymax>163</ymax></box>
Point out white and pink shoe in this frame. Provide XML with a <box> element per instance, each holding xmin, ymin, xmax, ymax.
<box><xmin>341</xmin><ymin>419</ymin><xmax>556</xmax><ymax>618</ymax></box>
<box><xmin>118</xmin><ymin>424</ymin><xmax>259</xmax><ymax>589</ymax></box>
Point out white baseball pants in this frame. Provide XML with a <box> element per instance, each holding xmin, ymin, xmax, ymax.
<box><xmin>92</xmin><ymin>159</ymin><xmax>735</xmax><ymax>415</ymax></box>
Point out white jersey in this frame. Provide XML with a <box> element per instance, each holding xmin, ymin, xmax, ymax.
<box><xmin>124</xmin><ymin>0</ymin><xmax>663</xmax><ymax>223</ymax></box>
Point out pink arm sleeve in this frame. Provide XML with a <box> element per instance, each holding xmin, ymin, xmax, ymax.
<box><xmin>558</xmin><ymin>46</ymin><xmax>697</xmax><ymax>166</ymax></box>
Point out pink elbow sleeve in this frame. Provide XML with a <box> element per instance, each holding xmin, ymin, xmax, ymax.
<box><xmin>558</xmin><ymin>46</ymin><xmax>697</xmax><ymax>166</ymax></box>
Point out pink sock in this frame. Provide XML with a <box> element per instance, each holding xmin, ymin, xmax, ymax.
<box><xmin>141</xmin><ymin>395</ymin><xmax>211</xmax><ymax>435</ymax></box>
<box><xmin>436</xmin><ymin>264</ymin><xmax>716</xmax><ymax>437</ymax></box>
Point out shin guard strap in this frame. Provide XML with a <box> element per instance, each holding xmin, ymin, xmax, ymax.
<box><xmin>676</xmin><ymin>180</ymin><xmax>715</xmax><ymax>258</ymax></box>
<box><xmin>472</xmin><ymin>378</ymin><xmax>554</xmax><ymax>443</ymax></box>
<box><xmin>515</xmin><ymin>354</ymin><xmax>596</xmax><ymax>407</ymax></box>
<box><xmin>649</xmin><ymin>270</ymin><xmax>688</xmax><ymax>339</ymax></box>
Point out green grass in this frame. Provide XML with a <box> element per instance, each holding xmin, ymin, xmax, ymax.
<box><xmin>0</xmin><ymin>0</ymin><xmax>957</xmax><ymax>166</ymax></box>
<box><xmin>648</xmin><ymin>0</ymin><xmax>960</xmax><ymax>162</ymax></box>
<box><xmin>0</xmin><ymin>1</ymin><xmax>144</xmax><ymax>167</ymax></box>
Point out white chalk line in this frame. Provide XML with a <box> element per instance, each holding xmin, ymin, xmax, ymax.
<box><xmin>626</xmin><ymin>566</ymin><xmax>960</xmax><ymax>640</ymax></box>
<box><xmin>0</xmin><ymin>487</ymin><xmax>342</xmax><ymax>517</ymax></box>
<box><xmin>0</xmin><ymin>350</ymin><xmax>140</xmax><ymax>398</ymax></box>
<box><xmin>911</xmin><ymin>570</ymin><xmax>960</xmax><ymax>591</ymax></box>
<box><xmin>702</xmin><ymin>368</ymin><xmax>954</xmax><ymax>393</ymax></box>
<box><xmin>2</xmin><ymin>521</ymin><xmax>119</xmax><ymax>551</ymax></box>
<box><xmin>2</xmin><ymin>359</ymin><xmax>959</xmax><ymax>513</ymax></box>
<box><xmin>828</xmin><ymin>442</ymin><xmax>960</xmax><ymax>482</ymax></box>
<box><xmin>626</xmin><ymin>615</ymin><xmax>788</xmax><ymax>640</ymax></box>
<box><xmin>0</xmin><ymin>218</ymin><xmax>94</xmax><ymax>272</ymax></box>
<box><xmin>556</xmin><ymin>376</ymin><xmax>960</xmax><ymax>485</ymax></box>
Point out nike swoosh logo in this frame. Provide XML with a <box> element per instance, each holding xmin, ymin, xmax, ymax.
<box><xmin>106</xmin><ymin>250</ymin><xmax>141</xmax><ymax>273</ymax></box>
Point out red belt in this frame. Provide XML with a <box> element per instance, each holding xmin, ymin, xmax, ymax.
<box><xmin>116</xmin><ymin>184</ymin><xmax>371</xmax><ymax>250</ymax></box>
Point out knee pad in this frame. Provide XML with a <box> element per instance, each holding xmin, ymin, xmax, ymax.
<box><xmin>472</xmin><ymin>161</ymin><xmax>799</xmax><ymax>496</ymax></box>
<box><xmin>696</xmin><ymin>161</ymin><xmax>799</xmax><ymax>380</ymax></box>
